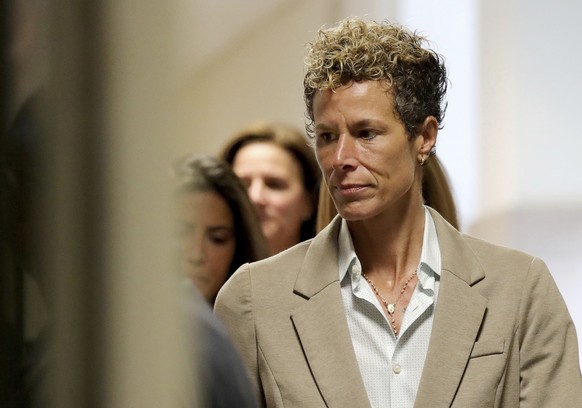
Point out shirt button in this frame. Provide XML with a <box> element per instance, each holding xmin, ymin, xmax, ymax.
<box><xmin>351</xmin><ymin>264</ymin><xmax>361</xmax><ymax>276</ymax></box>
<box><xmin>393</xmin><ymin>364</ymin><xmax>402</xmax><ymax>374</ymax></box>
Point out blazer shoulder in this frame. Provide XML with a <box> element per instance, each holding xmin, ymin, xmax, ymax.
<box><xmin>253</xmin><ymin>239</ymin><xmax>312</xmax><ymax>269</ymax></box>
<box><xmin>218</xmin><ymin>239</ymin><xmax>314</xmax><ymax>301</ymax></box>
<box><xmin>433</xmin><ymin>209</ymin><xmax>539</xmax><ymax>282</ymax></box>
<box><xmin>462</xmin><ymin>233</ymin><xmax>537</xmax><ymax>263</ymax></box>
<box><xmin>244</xmin><ymin>240</ymin><xmax>312</xmax><ymax>281</ymax></box>
<box><xmin>456</xmin><ymin>232</ymin><xmax>553</xmax><ymax>288</ymax></box>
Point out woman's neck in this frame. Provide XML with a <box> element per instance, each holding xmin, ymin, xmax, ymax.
<box><xmin>348</xmin><ymin>204</ymin><xmax>425</xmax><ymax>283</ymax></box>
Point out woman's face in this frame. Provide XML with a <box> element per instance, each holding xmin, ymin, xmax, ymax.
<box><xmin>177</xmin><ymin>190</ymin><xmax>236</xmax><ymax>302</ymax></box>
<box><xmin>313</xmin><ymin>80</ymin><xmax>432</xmax><ymax>222</ymax></box>
<box><xmin>232</xmin><ymin>142</ymin><xmax>312</xmax><ymax>255</ymax></box>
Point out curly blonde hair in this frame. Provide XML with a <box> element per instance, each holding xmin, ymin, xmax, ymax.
<box><xmin>304</xmin><ymin>18</ymin><xmax>448</xmax><ymax>138</ymax></box>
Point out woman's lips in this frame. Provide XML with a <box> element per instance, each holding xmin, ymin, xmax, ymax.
<box><xmin>335</xmin><ymin>184</ymin><xmax>369</xmax><ymax>196</ymax></box>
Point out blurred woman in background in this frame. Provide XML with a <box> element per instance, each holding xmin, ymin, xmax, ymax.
<box><xmin>172</xmin><ymin>155</ymin><xmax>268</xmax><ymax>303</ymax></box>
<box><xmin>220</xmin><ymin>122</ymin><xmax>321</xmax><ymax>256</ymax></box>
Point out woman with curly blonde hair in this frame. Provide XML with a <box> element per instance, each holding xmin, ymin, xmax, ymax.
<box><xmin>216</xmin><ymin>18</ymin><xmax>582</xmax><ymax>408</ymax></box>
<box><xmin>306</xmin><ymin>20</ymin><xmax>458</xmax><ymax>232</ymax></box>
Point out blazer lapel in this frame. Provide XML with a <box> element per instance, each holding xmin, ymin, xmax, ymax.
<box><xmin>414</xmin><ymin>209</ymin><xmax>488</xmax><ymax>407</ymax></box>
<box><xmin>291</xmin><ymin>217</ymin><xmax>371</xmax><ymax>408</ymax></box>
<box><xmin>413</xmin><ymin>270</ymin><xmax>487</xmax><ymax>407</ymax></box>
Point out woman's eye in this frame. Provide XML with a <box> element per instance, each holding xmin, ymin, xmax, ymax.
<box><xmin>359</xmin><ymin>129</ymin><xmax>378</xmax><ymax>140</ymax></box>
<box><xmin>210</xmin><ymin>236</ymin><xmax>228</xmax><ymax>245</ymax></box>
<box><xmin>316</xmin><ymin>132</ymin><xmax>335</xmax><ymax>143</ymax></box>
<box><xmin>266</xmin><ymin>179</ymin><xmax>287</xmax><ymax>190</ymax></box>
<box><xmin>208</xmin><ymin>231</ymin><xmax>233</xmax><ymax>245</ymax></box>
<box><xmin>206</xmin><ymin>226</ymin><xmax>234</xmax><ymax>245</ymax></box>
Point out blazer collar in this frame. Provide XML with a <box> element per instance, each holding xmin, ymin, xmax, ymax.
<box><xmin>293</xmin><ymin>215</ymin><xmax>343</xmax><ymax>299</ymax></box>
<box><xmin>296</xmin><ymin>208</ymin><xmax>486</xmax><ymax>293</ymax></box>
<box><xmin>428</xmin><ymin>206</ymin><xmax>485</xmax><ymax>285</ymax></box>
<box><xmin>415</xmin><ymin>208</ymin><xmax>488</xmax><ymax>407</ymax></box>
<box><xmin>291</xmin><ymin>215</ymin><xmax>371</xmax><ymax>407</ymax></box>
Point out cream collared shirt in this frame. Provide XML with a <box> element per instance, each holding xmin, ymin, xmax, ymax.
<box><xmin>338</xmin><ymin>207</ymin><xmax>442</xmax><ymax>408</ymax></box>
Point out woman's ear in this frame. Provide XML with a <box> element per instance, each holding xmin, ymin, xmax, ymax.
<box><xmin>415</xmin><ymin>116</ymin><xmax>438</xmax><ymax>163</ymax></box>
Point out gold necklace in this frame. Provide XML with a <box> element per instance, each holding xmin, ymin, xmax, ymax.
<box><xmin>361</xmin><ymin>269</ymin><xmax>418</xmax><ymax>337</ymax></box>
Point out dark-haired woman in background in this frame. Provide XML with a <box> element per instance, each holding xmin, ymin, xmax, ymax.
<box><xmin>172</xmin><ymin>155</ymin><xmax>268</xmax><ymax>304</ymax></box>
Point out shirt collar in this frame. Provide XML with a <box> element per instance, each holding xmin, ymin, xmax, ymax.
<box><xmin>338</xmin><ymin>207</ymin><xmax>442</xmax><ymax>284</ymax></box>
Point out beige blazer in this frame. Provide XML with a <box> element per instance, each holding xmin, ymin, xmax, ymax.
<box><xmin>215</xmin><ymin>208</ymin><xmax>582</xmax><ymax>407</ymax></box>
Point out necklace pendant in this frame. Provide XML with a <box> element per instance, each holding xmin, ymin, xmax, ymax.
<box><xmin>387</xmin><ymin>303</ymin><xmax>396</xmax><ymax>314</ymax></box>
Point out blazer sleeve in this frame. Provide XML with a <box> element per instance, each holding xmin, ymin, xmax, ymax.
<box><xmin>518</xmin><ymin>257</ymin><xmax>582</xmax><ymax>406</ymax></box>
<box><xmin>214</xmin><ymin>264</ymin><xmax>262</xmax><ymax>402</ymax></box>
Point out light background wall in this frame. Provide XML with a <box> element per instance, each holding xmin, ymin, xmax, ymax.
<box><xmin>184</xmin><ymin>0</ymin><xmax>582</xmax><ymax>361</ymax></box>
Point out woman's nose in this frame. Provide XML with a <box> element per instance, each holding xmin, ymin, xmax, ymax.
<box><xmin>247</xmin><ymin>180</ymin><xmax>266</xmax><ymax>205</ymax></box>
<box><xmin>332</xmin><ymin>133</ymin><xmax>358</xmax><ymax>170</ymax></box>
<box><xmin>186</xmin><ymin>233</ymin><xmax>205</xmax><ymax>266</ymax></box>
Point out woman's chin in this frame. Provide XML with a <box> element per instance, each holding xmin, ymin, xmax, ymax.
<box><xmin>336</xmin><ymin>203</ymin><xmax>377</xmax><ymax>222</ymax></box>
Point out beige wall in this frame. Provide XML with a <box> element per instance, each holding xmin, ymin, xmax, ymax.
<box><xmin>175</xmin><ymin>0</ymin><xmax>400</xmax><ymax>159</ymax></box>
<box><xmin>175</xmin><ymin>0</ymin><xmax>335</xmax><ymax>158</ymax></box>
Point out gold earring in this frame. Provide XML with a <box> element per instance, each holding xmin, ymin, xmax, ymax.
<box><xmin>418</xmin><ymin>156</ymin><xmax>426</xmax><ymax>166</ymax></box>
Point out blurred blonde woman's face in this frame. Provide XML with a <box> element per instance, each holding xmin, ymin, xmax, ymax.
<box><xmin>233</xmin><ymin>142</ymin><xmax>312</xmax><ymax>255</ymax></box>
<box><xmin>178</xmin><ymin>191</ymin><xmax>235</xmax><ymax>302</ymax></box>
